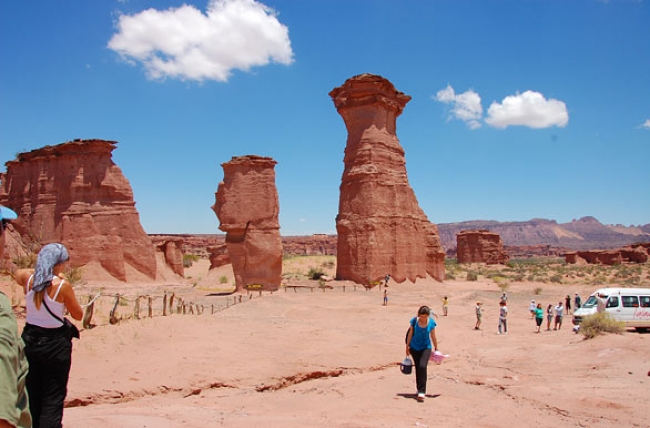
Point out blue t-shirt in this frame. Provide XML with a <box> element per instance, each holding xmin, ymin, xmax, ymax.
<box><xmin>408</xmin><ymin>317</ymin><xmax>436</xmax><ymax>351</ymax></box>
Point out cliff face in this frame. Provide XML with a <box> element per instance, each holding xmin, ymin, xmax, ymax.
<box><xmin>329</xmin><ymin>74</ymin><xmax>445</xmax><ymax>284</ymax></box>
<box><xmin>0</xmin><ymin>139</ymin><xmax>156</xmax><ymax>281</ymax></box>
<box><xmin>212</xmin><ymin>155</ymin><xmax>283</xmax><ymax>291</ymax></box>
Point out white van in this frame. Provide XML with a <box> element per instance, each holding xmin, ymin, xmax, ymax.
<box><xmin>572</xmin><ymin>288</ymin><xmax>650</xmax><ymax>332</ymax></box>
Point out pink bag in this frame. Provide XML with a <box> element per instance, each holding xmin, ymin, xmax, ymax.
<box><xmin>430</xmin><ymin>350</ymin><xmax>449</xmax><ymax>365</ymax></box>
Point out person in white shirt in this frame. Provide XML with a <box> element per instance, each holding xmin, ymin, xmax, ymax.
<box><xmin>554</xmin><ymin>301</ymin><xmax>564</xmax><ymax>330</ymax></box>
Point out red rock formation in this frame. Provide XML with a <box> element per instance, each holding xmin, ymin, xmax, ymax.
<box><xmin>565</xmin><ymin>243</ymin><xmax>649</xmax><ymax>265</ymax></box>
<box><xmin>212</xmin><ymin>155</ymin><xmax>282</xmax><ymax>291</ymax></box>
<box><xmin>329</xmin><ymin>74</ymin><xmax>445</xmax><ymax>284</ymax></box>
<box><xmin>208</xmin><ymin>244</ymin><xmax>231</xmax><ymax>269</ymax></box>
<box><xmin>456</xmin><ymin>230</ymin><xmax>509</xmax><ymax>265</ymax></box>
<box><xmin>282</xmin><ymin>234</ymin><xmax>337</xmax><ymax>256</ymax></box>
<box><xmin>151</xmin><ymin>236</ymin><xmax>184</xmax><ymax>276</ymax></box>
<box><xmin>0</xmin><ymin>140</ymin><xmax>156</xmax><ymax>281</ymax></box>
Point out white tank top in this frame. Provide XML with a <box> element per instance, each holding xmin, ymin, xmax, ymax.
<box><xmin>25</xmin><ymin>274</ymin><xmax>66</xmax><ymax>328</ymax></box>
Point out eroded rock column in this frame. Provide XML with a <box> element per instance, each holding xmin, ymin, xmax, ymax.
<box><xmin>329</xmin><ymin>74</ymin><xmax>445</xmax><ymax>284</ymax></box>
<box><xmin>212</xmin><ymin>155</ymin><xmax>282</xmax><ymax>291</ymax></box>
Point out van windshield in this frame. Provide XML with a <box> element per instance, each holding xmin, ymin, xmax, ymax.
<box><xmin>582</xmin><ymin>296</ymin><xmax>601</xmax><ymax>309</ymax></box>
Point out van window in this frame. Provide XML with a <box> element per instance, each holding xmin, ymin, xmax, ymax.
<box><xmin>607</xmin><ymin>296</ymin><xmax>619</xmax><ymax>308</ymax></box>
<box><xmin>622</xmin><ymin>296</ymin><xmax>639</xmax><ymax>308</ymax></box>
<box><xmin>640</xmin><ymin>296</ymin><xmax>650</xmax><ymax>308</ymax></box>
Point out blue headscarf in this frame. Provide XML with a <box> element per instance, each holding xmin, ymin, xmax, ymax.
<box><xmin>32</xmin><ymin>243</ymin><xmax>69</xmax><ymax>292</ymax></box>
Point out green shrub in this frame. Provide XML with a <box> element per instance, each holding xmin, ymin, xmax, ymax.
<box><xmin>579</xmin><ymin>312</ymin><xmax>625</xmax><ymax>339</ymax></box>
<box><xmin>307</xmin><ymin>267</ymin><xmax>325</xmax><ymax>280</ymax></box>
<box><xmin>219</xmin><ymin>275</ymin><xmax>229</xmax><ymax>284</ymax></box>
<box><xmin>466</xmin><ymin>271</ymin><xmax>478</xmax><ymax>281</ymax></box>
<box><xmin>183</xmin><ymin>254</ymin><xmax>200</xmax><ymax>268</ymax></box>
<box><xmin>533</xmin><ymin>286</ymin><xmax>543</xmax><ymax>295</ymax></box>
<box><xmin>549</xmin><ymin>274</ymin><xmax>563</xmax><ymax>284</ymax></box>
<box><xmin>445</xmin><ymin>272</ymin><xmax>456</xmax><ymax>280</ymax></box>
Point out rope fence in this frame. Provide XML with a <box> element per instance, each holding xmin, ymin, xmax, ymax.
<box><xmin>74</xmin><ymin>282</ymin><xmax>378</xmax><ymax>328</ymax></box>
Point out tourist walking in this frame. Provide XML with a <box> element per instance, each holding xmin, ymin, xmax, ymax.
<box><xmin>442</xmin><ymin>296</ymin><xmax>449</xmax><ymax>316</ymax></box>
<box><xmin>498</xmin><ymin>301</ymin><xmax>508</xmax><ymax>335</ymax></box>
<box><xmin>528</xmin><ymin>300</ymin><xmax>536</xmax><ymax>318</ymax></box>
<box><xmin>546</xmin><ymin>304</ymin><xmax>553</xmax><ymax>331</ymax></box>
<box><xmin>474</xmin><ymin>302</ymin><xmax>483</xmax><ymax>330</ymax></box>
<box><xmin>14</xmin><ymin>243</ymin><xmax>83</xmax><ymax>428</ymax></box>
<box><xmin>405</xmin><ymin>306</ymin><xmax>439</xmax><ymax>402</ymax></box>
<box><xmin>554</xmin><ymin>301</ymin><xmax>564</xmax><ymax>330</ymax></box>
<box><xmin>384</xmin><ymin>274</ymin><xmax>390</xmax><ymax>287</ymax></box>
<box><xmin>383</xmin><ymin>289</ymin><xmax>388</xmax><ymax>306</ymax></box>
<box><xmin>565</xmin><ymin>295</ymin><xmax>572</xmax><ymax>315</ymax></box>
<box><xmin>534</xmin><ymin>303</ymin><xmax>544</xmax><ymax>333</ymax></box>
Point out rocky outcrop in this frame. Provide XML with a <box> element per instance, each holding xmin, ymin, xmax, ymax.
<box><xmin>151</xmin><ymin>236</ymin><xmax>184</xmax><ymax>276</ymax></box>
<box><xmin>208</xmin><ymin>244</ymin><xmax>231</xmax><ymax>269</ymax></box>
<box><xmin>0</xmin><ymin>139</ymin><xmax>156</xmax><ymax>281</ymax></box>
<box><xmin>329</xmin><ymin>74</ymin><xmax>445</xmax><ymax>284</ymax></box>
<box><xmin>212</xmin><ymin>155</ymin><xmax>282</xmax><ymax>291</ymax></box>
<box><xmin>457</xmin><ymin>230</ymin><xmax>509</xmax><ymax>265</ymax></box>
<box><xmin>565</xmin><ymin>243</ymin><xmax>650</xmax><ymax>265</ymax></box>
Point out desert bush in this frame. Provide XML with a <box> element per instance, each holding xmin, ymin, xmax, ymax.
<box><xmin>321</xmin><ymin>260</ymin><xmax>335</xmax><ymax>269</ymax></box>
<box><xmin>445</xmin><ymin>271</ymin><xmax>456</xmax><ymax>280</ymax></box>
<box><xmin>511</xmin><ymin>273</ymin><xmax>525</xmax><ymax>282</ymax></box>
<box><xmin>219</xmin><ymin>275</ymin><xmax>229</xmax><ymax>284</ymax></box>
<box><xmin>13</xmin><ymin>253</ymin><xmax>37</xmax><ymax>269</ymax></box>
<box><xmin>183</xmin><ymin>254</ymin><xmax>200</xmax><ymax>268</ymax></box>
<box><xmin>63</xmin><ymin>266</ymin><xmax>83</xmax><ymax>286</ymax></box>
<box><xmin>549</xmin><ymin>274</ymin><xmax>563</xmax><ymax>284</ymax></box>
<box><xmin>579</xmin><ymin>312</ymin><xmax>625</xmax><ymax>339</ymax></box>
<box><xmin>466</xmin><ymin>271</ymin><xmax>478</xmax><ymax>281</ymax></box>
<box><xmin>533</xmin><ymin>286</ymin><xmax>543</xmax><ymax>295</ymax></box>
<box><xmin>307</xmin><ymin>267</ymin><xmax>325</xmax><ymax>280</ymax></box>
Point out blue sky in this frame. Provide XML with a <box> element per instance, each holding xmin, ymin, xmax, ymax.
<box><xmin>1</xmin><ymin>0</ymin><xmax>648</xmax><ymax>235</ymax></box>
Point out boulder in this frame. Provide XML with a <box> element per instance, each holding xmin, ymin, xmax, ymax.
<box><xmin>329</xmin><ymin>74</ymin><xmax>445</xmax><ymax>284</ymax></box>
<box><xmin>0</xmin><ymin>139</ymin><xmax>156</xmax><ymax>281</ymax></box>
<box><xmin>208</xmin><ymin>244</ymin><xmax>231</xmax><ymax>269</ymax></box>
<box><xmin>212</xmin><ymin>155</ymin><xmax>282</xmax><ymax>291</ymax></box>
<box><xmin>456</xmin><ymin>230</ymin><xmax>509</xmax><ymax>265</ymax></box>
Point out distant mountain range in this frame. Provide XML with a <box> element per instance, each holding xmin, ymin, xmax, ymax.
<box><xmin>436</xmin><ymin>216</ymin><xmax>650</xmax><ymax>252</ymax></box>
<box><xmin>159</xmin><ymin>216</ymin><xmax>650</xmax><ymax>258</ymax></box>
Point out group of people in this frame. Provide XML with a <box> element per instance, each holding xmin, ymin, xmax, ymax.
<box><xmin>529</xmin><ymin>293</ymin><xmax>582</xmax><ymax>333</ymax></box>
<box><xmin>1</xmin><ymin>205</ymin><xmax>83</xmax><ymax>428</ymax></box>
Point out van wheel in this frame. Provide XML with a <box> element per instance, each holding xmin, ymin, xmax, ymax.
<box><xmin>635</xmin><ymin>327</ymin><xmax>649</xmax><ymax>333</ymax></box>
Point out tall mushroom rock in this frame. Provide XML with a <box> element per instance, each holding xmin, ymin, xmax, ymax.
<box><xmin>329</xmin><ymin>74</ymin><xmax>445</xmax><ymax>284</ymax></box>
<box><xmin>0</xmin><ymin>139</ymin><xmax>156</xmax><ymax>281</ymax></box>
<box><xmin>212</xmin><ymin>155</ymin><xmax>283</xmax><ymax>291</ymax></box>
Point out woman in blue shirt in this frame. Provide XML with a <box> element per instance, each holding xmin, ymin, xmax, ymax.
<box><xmin>405</xmin><ymin>306</ymin><xmax>439</xmax><ymax>401</ymax></box>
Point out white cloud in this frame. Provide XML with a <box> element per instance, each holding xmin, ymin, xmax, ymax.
<box><xmin>435</xmin><ymin>85</ymin><xmax>483</xmax><ymax>129</ymax></box>
<box><xmin>108</xmin><ymin>0</ymin><xmax>294</xmax><ymax>82</ymax></box>
<box><xmin>639</xmin><ymin>119</ymin><xmax>650</xmax><ymax>130</ymax></box>
<box><xmin>485</xmin><ymin>91</ymin><xmax>569</xmax><ymax>129</ymax></box>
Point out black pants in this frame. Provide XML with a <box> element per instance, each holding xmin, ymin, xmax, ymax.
<box><xmin>409</xmin><ymin>347</ymin><xmax>431</xmax><ymax>395</ymax></box>
<box><xmin>22</xmin><ymin>324</ymin><xmax>72</xmax><ymax>428</ymax></box>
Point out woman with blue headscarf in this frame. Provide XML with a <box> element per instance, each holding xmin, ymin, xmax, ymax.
<box><xmin>14</xmin><ymin>243</ymin><xmax>82</xmax><ymax>428</ymax></box>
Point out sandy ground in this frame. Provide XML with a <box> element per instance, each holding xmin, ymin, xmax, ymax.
<box><xmin>4</xmin><ymin>260</ymin><xmax>650</xmax><ymax>428</ymax></box>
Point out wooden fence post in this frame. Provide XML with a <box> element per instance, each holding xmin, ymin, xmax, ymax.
<box><xmin>134</xmin><ymin>296</ymin><xmax>141</xmax><ymax>319</ymax></box>
<box><xmin>82</xmin><ymin>295</ymin><xmax>94</xmax><ymax>329</ymax></box>
<box><xmin>109</xmin><ymin>295</ymin><xmax>120</xmax><ymax>325</ymax></box>
<box><xmin>148</xmin><ymin>296</ymin><xmax>153</xmax><ymax>318</ymax></box>
<box><xmin>163</xmin><ymin>293</ymin><xmax>168</xmax><ymax>316</ymax></box>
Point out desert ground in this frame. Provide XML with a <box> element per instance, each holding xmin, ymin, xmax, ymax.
<box><xmin>2</xmin><ymin>257</ymin><xmax>649</xmax><ymax>428</ymax></box>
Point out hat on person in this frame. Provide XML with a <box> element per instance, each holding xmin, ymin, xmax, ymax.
<box><xmin>0</xmin><ymin>206</ymin><xmax>18</xmax><ymax>221</ymax></box>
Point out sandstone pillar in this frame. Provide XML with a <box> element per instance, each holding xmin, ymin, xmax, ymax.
<box><xmin>329</xmin><ymin>74</ymin><xmax>445</xmax><ymax>284</ymax></box>
<box><xmin>212</xmin><ymin>155</ymin><xmax>282</xmax><ymax>291</ymax></box>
